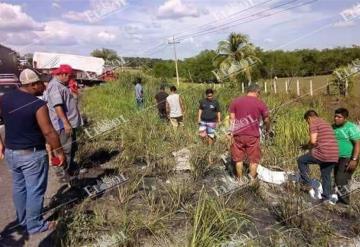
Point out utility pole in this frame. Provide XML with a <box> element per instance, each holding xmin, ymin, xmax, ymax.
<box><xmin>168</xmin><ymin>36</ymin><xmax>180</xmax><ymax>86</ymax></box>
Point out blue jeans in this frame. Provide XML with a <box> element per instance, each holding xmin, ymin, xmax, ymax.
<box><xmin>5</xmin><ymin>148</ymin><xmax>49</xmax><ymax>234</ymax></box>
<box><xmin>297</xmin><ymin>152</ymin><xmax>335</xmax><ymax>198</ymax></box>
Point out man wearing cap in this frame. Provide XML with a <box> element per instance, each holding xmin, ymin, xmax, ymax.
<box><xmin>46</xmin><ymin>64</ymin><xmax>82</xmax><ymax>179</ymax></box>
<box><xmin>0</xmin><ymin>68</ymin><xmax>66</xmax><ymax>234</ymax></box>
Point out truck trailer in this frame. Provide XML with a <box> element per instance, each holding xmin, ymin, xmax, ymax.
<box><xmin>33</xmin><ymin>52</ymin><xmax>106</xmax><ymax>85</ymax></box>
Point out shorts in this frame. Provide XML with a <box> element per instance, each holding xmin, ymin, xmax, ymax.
<box><xmin>170</xmin><ymin>116</ymin><xmax>184</xmax><ymax>128</ymax></box>
<box><xmin>231</xmin><ymin>135</ymin><xmax>261</xmax><ymax>163</ymax></box>
<box><xmin>199</xmin><ymin>121</ymin><xmax>217</xmax><ymax>138</ymax></box>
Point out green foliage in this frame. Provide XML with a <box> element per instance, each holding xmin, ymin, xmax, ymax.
<box><xmin>213</xmin><ymin>33</ymin><xmax>260</xmax><ymax>86</ymax></box>
<box><xmin>90</xmin><ymin>48</ymin><xmax>121</xmax><ymax>63</ymax></box>
<box><xmin>182</xmin><ymin>50</ymin><xmax>217</xmax><ymax>83</ymax></box>
<box><xmin>153</xmin><ymin>61</ymin><xmax>174</xmax><ymax>78</ymax></box>
<box><xmin>189</xmin><ymin>191</ymin><xmax>250</xmax><ymax>247</ymax></box>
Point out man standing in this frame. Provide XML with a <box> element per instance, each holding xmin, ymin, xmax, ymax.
<box><xmin>332</xmin><ymin>108</ymin><xmax>360</xmax><ymax>204</ymax></box>
<box><xmin>166</xmin><ymin>86</ymin><xmax>185</xmax><ymax>130</ymax></box>
<box><xmin>297</xmin><ymin>110</ymin><xmax>339</xmax><ymax>201</ymax></box>
<box><xmin>198</xmin><ymin>89</ymin><xmax>221</xmax><ymax>144</ymax></box>
<box><xmin>0</xmin><ymin>69</ymin><xmax>65</xmax><ymax>234</ymax></box>
<box><xmin>46</xmin><ymin>64</ymin><xmax>82</xmax><ymax>180</ymax></box>
<box><xmin>135</xmin><ymin>77</ymin><xmax>144</xmax><ymax>108</ymax></box>
<box><xmin>229</xmin><ymin>84</ymin><xmax>270</xmax><ymax>182</ymax></box>
<box><xmin>155</xmin><ymin>85</ymin><xmax>168</xmax><ymax>120</ymax></box>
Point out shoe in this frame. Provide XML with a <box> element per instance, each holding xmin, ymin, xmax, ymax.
<box><xmin>322</xmin><ymin>199</ymin><xmax>336</xmax><ymax>206</ymax></box>
<box><xmin>321</xmin><ymin>194</ymin><xmax>337</xmax><ymax>205</ymax></box>
<box><xmin>236</xmin><ymin>176</ymin><xmax>249</xmax><ymax>186</ymax></box>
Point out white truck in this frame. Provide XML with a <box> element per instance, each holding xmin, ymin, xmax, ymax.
<box><xmin>32</xmin><ymin>52</ymin><xmax>105</xmax><ymax>84</ymax></box>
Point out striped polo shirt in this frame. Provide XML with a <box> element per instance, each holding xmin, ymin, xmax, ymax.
<box><xmin>310</xmin><ymin>118</ymin><xmax>339</xmax><ymax>163</ymax></box>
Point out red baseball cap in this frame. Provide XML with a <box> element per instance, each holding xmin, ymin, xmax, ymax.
<box><xmin>52</xmin><ymin>64</ymin><xmax>73</xmax><ymax>75</ymax></box>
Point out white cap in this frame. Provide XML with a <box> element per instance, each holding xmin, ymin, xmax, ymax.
<box><xmin>19</xmin><ymin>69</ymin><xmax>40</xmax><ymax>85</ymax></box>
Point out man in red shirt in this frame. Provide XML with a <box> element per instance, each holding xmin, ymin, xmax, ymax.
<box><xmin>298</xmin><ymin>110</ymin><xmax>339</xmax><ymax>200</ymax></box>
<box><xmin>229</xmin><ymin>84</ymin><xmax>271</xmax><ymax>182</ymax></box>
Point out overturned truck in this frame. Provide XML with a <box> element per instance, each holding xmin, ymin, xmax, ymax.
<box><xmin>33</xmin><ymin>52</ymin><xmax>106</xmax><ymax>85</ymax></box>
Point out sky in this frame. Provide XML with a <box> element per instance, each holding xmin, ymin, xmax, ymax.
<box><xmin>0</xmin><ymin>0</ymin><xmax>359</xmax><ymax>59</ymax></box>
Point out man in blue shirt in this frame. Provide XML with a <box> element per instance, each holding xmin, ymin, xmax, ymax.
<box><xmin>134</xmin><ymin>77</ymin><xmax>144</xmax><ymax>108</ymax></box>
<box><xmin>0</xmin><ymin>69</ymin><xmax>65</xmax><ymax>235</ymax></box>
<box><xmin>46</xmin><ymin>64</ymin><xmax>82</xmax><ymax>180</ymax></box>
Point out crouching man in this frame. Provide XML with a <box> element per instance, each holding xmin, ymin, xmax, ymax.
<box><xmin>297</xmin><ymin>110</ymin><xmax>339</xmax><ymax>202</ymax></box>
<box><xmin>333</xmin><ymin>108</ymin><xmax>360</xmax><ymax>204</ymax></box>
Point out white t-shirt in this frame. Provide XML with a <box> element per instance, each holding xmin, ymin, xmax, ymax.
<box><xmin>166</xmin><ymin>93</ymin><xmax>182</xmax><ymax>118</ymax></box>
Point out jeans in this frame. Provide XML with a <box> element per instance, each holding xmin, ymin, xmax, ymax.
<box><xmin>334</xmin><ymin>158</ymin><xmax>352</xmax><ymax>204</ymax></box>
<box><xmin>57</xmin><ymin>128</ymin><xmax>78</xmax><ymax>178</ymax></box>
<box><xmin>297</xmin><ymin>152</ymin><xmax>335</xmax><ymax>198</ymax></box>
<box><xmin>5</xmin><ymin>148</ymin><xmax>49</xmax><ymax>234</ymax></box>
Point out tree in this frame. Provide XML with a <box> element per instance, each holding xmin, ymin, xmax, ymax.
<box><xmin>152</xmin><ymin>61</ymin><xmax>174</xmax><ymax>78</ymax></box>
<box><xmin>332</xmin><ymin>59</ymin><xmax>359</xmax><ymax>96</ymax></box>
<box><xmin>213</xmin><ymin>33</ymin><xmax>260</xmax><ymax>86</ymax></box>
<box><xmin>182</xmin><ymin>50</ymin><xmax>217</xmax><ymax>83</ymax></box>
<box><xmin>91</xmin><ymin>48</ymin><xmax>123</xmax><ymax>66</ymax></box>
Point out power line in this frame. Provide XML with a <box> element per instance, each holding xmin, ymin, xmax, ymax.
<box><xmin>171</xmin><ymin>0</ymin><xmax>276</xmax><ymax>38</ymax></box>
<box><xmin>137</xmin><ymin>0</ymin><xmax>277</xmax><ymax>58</ymax></box>
<box><xmin>185</xmin><ymin>0</ymin><xmax>317</xmax><ymax>41</ymax></box>
<box><xmin>175</xmin><ymin>0</ymin><xmax>303</xmax><ymax>41</ymax></box>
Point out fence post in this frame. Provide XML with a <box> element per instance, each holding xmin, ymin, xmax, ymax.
<box><xmin>345</xmin><ymin>79</ymin><xmax>348</xmax><ymax>96</ymax></box>
<box><xmin>264</xmin><ymin>81</ymin><xmax>267</xmax><ymax>93</ymax></box>
<box><xmin>241</xmin><ymin>82</ymin><xmax>244</xmax><ymax>93</ymax></box>
<box><xmin>273</xmin><ymin>80</ymin><xmax>277</xmax><ymax>94</ymax></box>
<box><xmin>326</xmin><ymin>79</ymin><xmax>330</xmax><ymax>95</ymax></box>
<box><xmin>285</xmin><ymin>80</ymin><xmax>288</xmax><ymax>94</ymax></box>
<box><xmin>310</xmin><ymin>80</ymin><xmax>313</xmax><ymax>96</ymax></box>
<box><xmin>296</xmin><ymin>80</ymin><xmax>300</xmax><ymax>96</ymax></box>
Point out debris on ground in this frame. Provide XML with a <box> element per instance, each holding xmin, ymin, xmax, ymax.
<box><xmin>172</xmin><ymin>148</ymin><xmax>192</xmax><ymax>171</ymax></box>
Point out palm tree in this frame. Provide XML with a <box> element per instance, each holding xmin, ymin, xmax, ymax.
<box><xmin>213</xmin><ymin>33</ymin><xmax>260</xmax><ymax>86</ymax></box>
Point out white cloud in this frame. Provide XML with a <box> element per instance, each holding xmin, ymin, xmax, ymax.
<box><xmin>0</xmin><ymin>3</ymin><xmax>44</xmax><ymax>31</ymax></box>
<box><xmin>97</xmin><ymin>31</ymin><xmax>116</xmax><ymax>42</ymax></box>
<box><xmin>333</xmin><ymin>20</ymin><xmax>356</xmax><ymax>28</ymax></box>
<box><xmin>340</xmin><ymin>3</ymin><xmax>360</xmax><ymax>22</ymax></box>
<box><xmin>264</xmin><ymin>38</ymin><xmax>274</xmax><ymax>43</ymax></box>
<box><xmin>62</xmin><ymin>11</ymin><xmax>90</xmax><ymax>22</ymax></box>
<box><xmin>2</xmin><ymin>32</ymin><xmax>40</xmax><ymax>45</ymax></box>
<box><xmin>63</xmin><ymin>0</ymin><xmax>127</xmax><ymax>23</ymax></box>
<box><xmin>157</xmin><ymin>0</ymin><xmax>206</xmax><ymax>19</ymax></box>
<box><xmin>52</xmin><ymin>1</ymin><xmax>61</xmax><ymax>9</ymax></box>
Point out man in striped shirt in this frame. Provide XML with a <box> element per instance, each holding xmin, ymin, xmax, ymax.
<box><xmin>297</xmin><ymin>110</ymin><xmax>339</xmax><ymax>200</ymax></box>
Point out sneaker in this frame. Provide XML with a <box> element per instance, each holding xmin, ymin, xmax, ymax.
<box><xmin>236</xmin><ymin>176</ymin><xmax>249</xmax><ymax>186</ymax></box>
<box><xmin>322</xmin><ymin>199</ymin><xmax>336</xmax><ymax>206</ymax></box>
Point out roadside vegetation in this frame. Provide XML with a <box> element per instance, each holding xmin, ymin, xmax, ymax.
<box><xmin>50</xmin><ymin>65</ymin><xmax>360</xmax><ymax>246</ymax></box>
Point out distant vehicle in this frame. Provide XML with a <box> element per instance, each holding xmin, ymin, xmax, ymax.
<box><xmin>32</xmin><ymin>52</ymin><xmax>106</xmax><ymax>85</ymax></box>
<box><xmin>0</xmin><ymin>74</ymin><xmax>20</xmax><ymax>125</ymax></box>
<box><xmin>0</xmin><ymin>44</ymin><xmax>20</xmax><ymax>77</ymax></box>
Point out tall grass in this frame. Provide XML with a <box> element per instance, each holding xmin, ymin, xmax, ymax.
<box><xmin>189</xmin><ymin>191</ymin><xmax>251</xmax><ymax>247</ymax></box>
<box><xmin>62</xmin><ymin>71</ymin><xmax>349</xmax><ymax>246</ymax></box>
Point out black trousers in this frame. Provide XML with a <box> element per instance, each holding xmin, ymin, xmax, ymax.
<box><xmin>158</xmin><ymin>108</ymin><xmax>167</xmax><ymax>120</ymax></box>
<box><xmin>334</xmin><ymin>157</ymin><xmax>353</xmax><ymax>204</ymax></box>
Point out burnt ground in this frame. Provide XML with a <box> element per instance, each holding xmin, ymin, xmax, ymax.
<box><xmin>2</xmin><ymin>143</ymin><xmax>360</xmax><ymax>246</ymax></box>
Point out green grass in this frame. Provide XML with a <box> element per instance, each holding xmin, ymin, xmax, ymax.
<box><xmin>57</xmin><ymin>71</ymin><xmax>360</xmax><ymax>246</ymax></box>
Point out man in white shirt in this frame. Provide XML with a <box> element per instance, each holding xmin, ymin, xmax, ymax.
<box><xmin>166</xmin><ymin>86</ymin><xmax>185</xmax><ymax>130</ymax></box>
